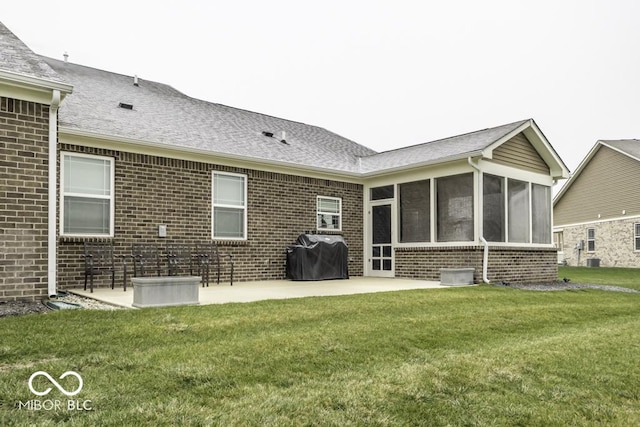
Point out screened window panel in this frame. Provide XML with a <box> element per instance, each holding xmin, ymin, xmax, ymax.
<box><xmin>531</xmin><ymin>184</ymin><xmax>551</xmax><ymax>244</ymax></box>
<box><xmin>508</xmin><ymin>179</ymin><xmax>530</xmax><ymax>243</ymax></box>
<box><xmin>370</xmin><ymin>185</ymin><xmax>394</xmax><ymax>200</ymax></box>
<box><xmin>372</xmin><ymin>204</ymin><xmax>392</xmax><ymax>244</ymax></box>
<box><xmin>437</xmin><ymin>174</ymin><xmax>473</xmax><ymax>242</ymax></box>
<box><xmin>213</xmin><ymin>207</ymin><xmax>244</xmax><ymax>238</ymax></box>
<box><xmin>64</xmin><ymin>155</ymin><xmax>111</xmax><ymax>196</ymax></box>
<box><xmin>483</xmin><ymin>174</ymin><xmax>505</xmax><ymax>242</ymax></box>
<box><xmin>635</xmin><ymin>224</ymin><xmax>640</xmax><ymax>251</ymax></box>
<box><xmin>64</xmin><ymin>197</ymin><xmax>110</xmax><ymax>234</ymax></box>
<box><xmin>399</xmin><ymin>180</ymin><xmax>430</xmax><ymax>242</ymax></box>
<box><xmin>213</xmin><ymin>174</ymin><xmax>245</xmax><ymax>206</ymax></box>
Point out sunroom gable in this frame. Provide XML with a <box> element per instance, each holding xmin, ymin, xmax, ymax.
<box><xmin>489</xmin><ymin>133</ymin><xmax>549</xmax><ymax>174</ymax></box>
<box><xmin>482</xmin><ymin>120</ymin><xmax>569</xmax><ymax>179</ymax></box>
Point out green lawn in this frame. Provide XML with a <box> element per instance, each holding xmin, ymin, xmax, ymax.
<box><xmin>559</xmin><ymin>265</ymin><xmax>640</xmax><ymax>291</ymax></box>
<box><xmin>1</xmin><ymin>270</ymin><xmax>639</xmax><ymax>426</ymax></box>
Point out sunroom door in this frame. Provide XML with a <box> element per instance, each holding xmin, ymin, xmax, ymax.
<box><xmin>369</xmin><ymin>203</ymin><xmax>394</xmax><ymax>277</ymax></box>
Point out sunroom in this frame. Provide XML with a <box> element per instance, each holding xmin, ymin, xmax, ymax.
<box><xmin>360</xmin><ymin>120</ymin><xmax>569</xmax><ymax>283</ymax></box>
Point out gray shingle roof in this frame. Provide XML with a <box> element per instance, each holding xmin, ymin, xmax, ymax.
<box><xmin>42</xmin><ymin>57</ymin><xmax>534</xmax><ymax>176</ymax></box>
<box><xmin>41</xmin><ymin>57</ymin><xmax>376</xmax><ymax>175</ymax></box>
<box><xmin>359</xmin><ymin>120</ymin><xmax>529</xmax><ymax>174</ymax></box>
<box><xmin>601</xmin><ymin>139</ymin><xmax>640</xmax><ymax>162</ymax></box>
<box><xmin>0</xmin><ymin>22</ymin><xmax>66</xmax><ymax>84</ymax></box>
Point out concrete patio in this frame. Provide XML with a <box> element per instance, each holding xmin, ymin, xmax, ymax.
<box><xmin>69</xmin><ymin>277</ymin><xmax>460</xmax><ymax>309</ymax></box>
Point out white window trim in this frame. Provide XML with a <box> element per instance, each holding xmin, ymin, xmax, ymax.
<box><xmin>587</xmin><ymin>227</ymin><xmax>596</xmax><ymax>252</ymax></box>
<box><xmin>211</xmin><ymin>171</ymin><xmax>248</xmax><ymax>241</ymax></box>
<box><xmin>317</xmin><ymin>196</ymin><xmax>342</xmax><ymax>232</ymax></box>
<box><xmin>60</xmin><ymin>151</ymin><xmax>115</xmax><ymax>237</ymax></box>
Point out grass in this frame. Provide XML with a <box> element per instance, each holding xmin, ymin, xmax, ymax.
<box><xmin>1</xmin><ymin>268</ymin><xmax>639</xmax><ymax>426</ymax></box>
<box><xmin>559</xmin><ymin>265</ymin><xmax>640</xmax><ymax>290</ymax></box>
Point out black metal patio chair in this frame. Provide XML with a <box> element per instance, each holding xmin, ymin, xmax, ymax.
<box><xmin>83</xmin><ymin>241</ymin><xmax>126</xmax><ymax>292</ymax></box>
<box><xmin>166</xmin><ymin>244</ymin><xmax>195</xmax><ymax>276</ymax></box>
<box><xmin>131</xmin><ymin>244</ymin><xmax>161</xmax><ymax>278</ymax></box>
<box><xmin>196</xmin><ymin>242</ymin><xmax>234</xmax><ymax>286</ymax></box>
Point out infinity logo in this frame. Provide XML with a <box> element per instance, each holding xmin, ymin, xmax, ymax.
<box><xmin>28</xmin><ymin>371</ymin><xmax>83</xmax><ymax>397</ymax></box>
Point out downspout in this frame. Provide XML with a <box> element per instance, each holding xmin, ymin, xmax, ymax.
<box><xmin>48</xmin><ymin>90</ymin><xmax>61</xmax><ymax>297</ymax></box>
<box><xmin>467</xmin><ymin>157</ymin><xmax>490</xmax><ymax>284</ymax></box>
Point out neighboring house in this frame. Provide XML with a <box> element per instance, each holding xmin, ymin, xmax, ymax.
<box><xmin>0</xmin><ymin>22</ymin><xmax>570</xmax><ymax>301</ymax></box>
<box><xmin>553</xmin><ymin>139</ymin><xmax>640</xmax><ymax>267</ymax></box>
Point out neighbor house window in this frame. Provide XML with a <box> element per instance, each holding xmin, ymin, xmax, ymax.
<box><xmin>635</xmin><ymin>224</ymin><xmax>640</xmax><ymax>251</ymax></box>
<box><xmin>399</xmin><ymin>179</ymin><xmax>430</xmax><ymax>242</ymax></box>
<box><xmin>483</xmin><ymin>174</ymin><xmax>505</xmax><ymax>242</ymax></box>
<box><xmin>212</xmin><ymin>172</ymin><xmax>247</xmax><ymax>239</ymax></box>
<box><xmin>531</xmin><ymin>184</ymin><xmax>552</xmax><ymax>244</ymax></box>
<box><xmin>508</xmin><ymin>179</ymin><xmax>530</xmax><ymax>243</ymax></box>
<box><xmin>61</xmin><ymin>152</ymin><xmax>114</xmax><ymax>236</ymax></box>
<box><xmin>587</xmin><ymin>228</ymin><xmax>595</xmax><ymax>252</ymax></box>
<box><xmin>317</xmin><ymin>196</ymin><xmax>342</xmax><ymax>231</ymax></box>
<box><xmin>437</xmin><ymin>173</ymin><xmax>473</xmax><ymax>242</ymax></box>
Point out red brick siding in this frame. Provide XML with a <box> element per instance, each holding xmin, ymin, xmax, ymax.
<box><xmin>0</xmin><ymin>97</ymin><xmax>51</xmax><ymax>301</ymax></box>
<box><xmin>395</xmin><ymin>246</ymin><xmax>558</xmax><ymax>284</ymax></box>
<box><xmin>57</xmin><ymin>145</ymin><xmax>364</xmax><ymax>289</ymax></box>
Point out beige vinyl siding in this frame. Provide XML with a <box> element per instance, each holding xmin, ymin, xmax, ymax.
<box><xmin>491</xmin><ymin>133</ymin><xmax>550</xmax><ymax>174</ymax></box>
<box><xmin>554</xmin><ymin>146</ymin><xmax>640</xmax><ymax>225</ymax></box>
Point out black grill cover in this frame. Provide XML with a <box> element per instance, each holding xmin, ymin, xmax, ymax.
<box><xmin>286</xmin><ymin>234</ymin><xmax>349</xmax><ymax>280</ymax></box>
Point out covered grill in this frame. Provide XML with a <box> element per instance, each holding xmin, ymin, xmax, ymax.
<box><xmin>286</xmin><ymin>234</ymin><xmax>349</xmax><ymax>281</ymax></box>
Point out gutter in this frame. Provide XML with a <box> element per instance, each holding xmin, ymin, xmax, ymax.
<box><xmin>48</xmin><ymin>90</ymin><xmax>61</xmax><ymax>297</ymax></box>
<box><xmin>467</xmin><ymin>157</ymin><xmax>490</xmax><ymax>284</ymax></box>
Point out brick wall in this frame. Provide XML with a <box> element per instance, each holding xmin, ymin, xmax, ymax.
<box><xmin>395</xmin><ymin>246</ymin><xmax>558</xmax><ymax>284</ymax></box>
<box><xmin>0</xmin><ymin>97</ymin><xmax>51</xmax><ymax>301</ymax></box>
<box><xmin>57</xmin><ymin>145</ymin><xmax>364</xmax><ymax>289</ymax></box>
<box><xmin>559</xmin><ymin>219</ymin><xmax>640</xmax><ymax>267</ymax></box>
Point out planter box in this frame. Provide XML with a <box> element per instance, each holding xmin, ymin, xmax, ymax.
<box><xmin>132</xmin><ymin>276</ymin><xmax>200</xmax><ymax>308</ymax></box>
<box><xmin>440</xmin><ymin>268</ymin><xmax>474</xmax><ymax>286</ymax></box>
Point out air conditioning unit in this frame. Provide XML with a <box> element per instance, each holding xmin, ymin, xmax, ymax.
<box><xmin>586</xmin><ymin>258</ymin><xmax>600</xmax><ymax>268</ymax></box>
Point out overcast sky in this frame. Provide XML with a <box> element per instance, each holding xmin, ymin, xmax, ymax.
<box><xmin>3</xmin><ymin>1</ymin><xmax>640</xmax><ymax>177</ymax></box>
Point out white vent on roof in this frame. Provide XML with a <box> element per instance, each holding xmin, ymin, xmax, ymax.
<box><xmin>133</xmin><ymin>75</ymin><xmax>139</xmax><ymax>86</ymax></box>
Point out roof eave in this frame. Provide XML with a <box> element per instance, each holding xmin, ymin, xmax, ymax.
<box><xmin>0</xmin><ymin>69</ymin><xmax>73</xmax><ymax>95</ymax></box>
<box><xmin>59</xmin><ymin>126</ymin><xmax>364</xmax><ymax>182</ymax></box>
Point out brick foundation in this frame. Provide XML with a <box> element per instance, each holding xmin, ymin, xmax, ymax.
<box><xmin>395</xmin><ymin>246</ymin><xmax>558</xmax><ymax>284</ymax></box>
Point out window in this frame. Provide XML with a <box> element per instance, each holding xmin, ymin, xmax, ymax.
<box><xmin>437</xmin><ymin>173</ymin><xmax>473</xmax><ymax>242</ymax></box>
<box><xmin>635</xmin><ymin>224</ymin><xmax>640</xmax><ymax>251</ymax></box>
<box><xmin>61</xmin><ymin>152</ymin><xmax>114</xmax><ymax>236</ymax></box>
<box><xmin>531</xmin><ymin>184</ymin><xmax>551</xmax><ymax>244</ymax></box>
<box><xmin>317</xmin><ymin>196</ymin><xmax>342</xmax><ymax>231</ymax></box>
<box><xmin>483</xmin><ymin>174</ymin><xmax>505</xmax><ymax>242</ymax></box>
<box><xmin>399</xmin><ymin>180</ymin><xmax>430</xmax><ymax>242</ymax></box>
<box><xmin>508</xmin><ymin>179</ymin><xmax>530</xmax><ymax>243</ymax></box>
<box><xmin>212</xmin><ymin>172</ymin><xmax>247</xmax><ymax>239</ymax></box>
<box><xmin>587</xmin><ymin>228</ymin><xmax>595</xmax><ymax>252</ymax></box>
<box><xmin>370</xmin><ymin>185</ymin><xmax>394</xmax><ymax>201</ymax></box>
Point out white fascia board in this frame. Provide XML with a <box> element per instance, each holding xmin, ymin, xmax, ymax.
<box><xmin>0</xmin><ymin>70</ymin><xmax>72</xmax><ymax>104</ymax></box>
<box><xmin>58</xmin><ymin>127</ymin><xmax>365</xmax><ymax>184</ymax></box>
<box><xmin>358</xmin><ymin>151</ymin><xmax>484</xmax><ymax>179</ymax></box>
